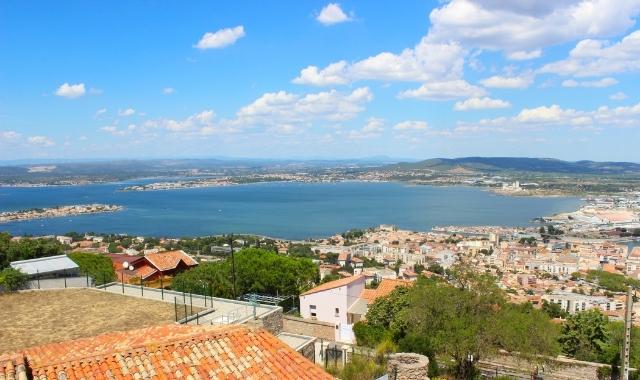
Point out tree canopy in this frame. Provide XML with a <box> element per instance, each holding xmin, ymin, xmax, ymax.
<box><xmin>172</xmin><ymin>248</ymin><xmax>318</xmax><ymax>299</ymax></box>
<box><xmin>354</xmin><ymin>265</ymin><xmax>559</xmax><ymax>379</ymax></box>
<box><xmin>0</xmin><ymin>233</ymin><xmax>65</xmax><ymax>269</ymax></box>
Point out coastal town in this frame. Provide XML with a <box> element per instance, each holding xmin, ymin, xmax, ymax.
<box><xmin>0</xmin><ymin>204</ymin><xmax>122</xmax><ymax>223</ymax></box>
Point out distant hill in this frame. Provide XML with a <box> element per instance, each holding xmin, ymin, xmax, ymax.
<box><xmin>387</xmin><ymin>157</ymin><xmax>640</xmax><ymax>175</ymax></box>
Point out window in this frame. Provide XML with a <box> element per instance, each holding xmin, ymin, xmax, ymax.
<box><xmin>310</xmin><ymin>305</ymin><xmax>316</xmax><ymax>310</ymax></box>
<box><xmin>311</xmin><ymin>312</ymin><xmax>317</xmax><ymax>317</ymax></box>
<box><xmin>335</xmin><ymin>307</ymin><xmax>340</xmax><ymax>316</ymax></box>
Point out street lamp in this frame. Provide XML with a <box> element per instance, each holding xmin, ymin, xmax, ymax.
<box><xmin>223</xmin><ymin>234</ymin><xmax>237</xmax><ymax>299</ymax></box>
<box><xmin>121</xmin><ymin>261</ymin><xmax>129</xmax><ymax>293</ymax></box>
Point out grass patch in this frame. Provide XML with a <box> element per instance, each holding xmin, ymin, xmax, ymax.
<box><xmin>0</xmin><ymin>288</ymin><xmax>180</xmax><ymax>353</ymax></box>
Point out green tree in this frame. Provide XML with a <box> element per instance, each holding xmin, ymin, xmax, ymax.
<box><xmin>541</xmin><ymin>300</ymin><xmax>568</xmax><ymax>319</ymax></box>
<box><xmin>67</xmin><ymin>252</ymin><xmax>116</xmax><ymax>285</ymax></box>
<box><xmin>558</xmin><ymin>309</ymin><xmax>608</xmax><ymax>362</ymax></box>
<box><xmin>0</xmin><ymin>267</ymin><xmax>29</xmax><ymax>291</ymax></box>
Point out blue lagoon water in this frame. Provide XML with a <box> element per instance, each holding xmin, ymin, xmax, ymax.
<box><xmin>0</xmin><ymin>182</ymin><xmax>583</xmax><ymax>239</ymax></box>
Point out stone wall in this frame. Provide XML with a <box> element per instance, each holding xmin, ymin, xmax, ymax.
<box><xmin>386</xmin><ymin>353</ymin><xmax>430</xmax><ymax>380</ymax></box>
<box><xmin>478</xmin><ymin>354</ymin><xmax>611</xmax><ymax>380</ymax></box>
<box><xmin>244</xmin><ymin>307</ymin><xmax>283</xmax><ymax>335</ymax></box>
<box><xmin>282</xmin><ymin>315</ymin><xmax>335</xmax><ymax>341</ymax></box>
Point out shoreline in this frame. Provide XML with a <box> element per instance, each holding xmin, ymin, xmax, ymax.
<box><xmin>0</xmin><ymin>204</ymin><xmax>123</xmax><ymax>224</ymax></box>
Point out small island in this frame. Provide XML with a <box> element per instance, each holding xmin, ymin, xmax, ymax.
<box><xmin>0</xmin><ymin>204</ymin><xmax>123</xmax><ymax>223</ymax></box>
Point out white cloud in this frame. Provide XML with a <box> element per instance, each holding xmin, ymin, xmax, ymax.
<box><xmin>101</xmin><ymin>124</ymin><xmax>138</xmax><ymax>136</ymax></box>
<box><xmin>346</xmin><ymin>118</ymin><xmax>385</xmax><ymax>139</ymax></box>
<box><xmin>449</xmin><ymin>101</ymin><xmax>640</xmax><ymax>135</ymax></box>
<box><xmin>454</xmin><ymin>97</ymin><xmax>511</xmax><ymax>111</ymax></box>
<box><xmin>506</xmin><ymin>50</ymin><xmax>542</xmax><ymax>60</ymax></box>
<box><xmin>293</xmin><ymin>39</ymin><xmax>464</xmax><ymax>85</ymax></box>
<box><xmin>540</xmin><ymin>30</ymin><xmax>640</xmax><ymax>77</ymax></box>
<box><xmin>427</xmin><ymin>0</ymin><xmax>640</xmax><ymax>56</ymax></box>
<box><xmin>195</xmin><ymin>26</ymin><xmax>245</xmax><ymax>49</ymax></box>
<box><xmin>27</xmin><ymin>136</ymin><xmax>55</xmax><ymax>147</ymax></box>
<box><xmin>317</xmin><ymin>3</ymin><xmax>352</xmax><ymax>25</ymax></box>
<box><xmin>55</xmin><ymin>83</ymin><xmax>86</xmax><ymax>99</ymax></box>
<box><xmin>1</xmin><ymin>131</ymin><xmax>21</xmax><ymax>140</ymax></box>
<box><xmin>118</xmin><ymin>108</ymin><xmax>136</xmax><ymax>117</ymax></box>
<box><xmin>235</xmin><ymin>87</ymin><xmax>373</xmax><ymax>126</ymax></box>
<box><xmin>561</xmin><ymin>77</ymin><xmax>618</xmax><ymax>88</ymax></box>
<box><xmin>162</xmin><ymin>87</ymin><xmax>175</xmax><ymax>95</ymax></box>
<box><xmin>292</xmin><ymin>61</ymin><xmax>350</xmax><ymax>86</ymax></box>
<box><xmin>393</xmin><ymin>121</ymin><xmax>429</xmax><ymax>131</ymax></box>
<box><xmin>95</xmin><ymin>108</ymin><xmax>107</xmax><ymax>117</ymax></box>
<box><xmin>398</xmin><ymin>80</ymin><xmax>486</xmax><ymax>100</ymax></box>
<box><xmin>480</xmin><ymin>75</ymin><xmax>534</xmax><ymax>89</ymax></box>
<box><xmin>610</xmin><ymin>92</ymin><xmax>628</xmax><ymax>100</ymax></box>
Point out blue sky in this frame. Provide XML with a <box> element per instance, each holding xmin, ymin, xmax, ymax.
<box><xmin>1</xmin><ymin>0</ymin><xmax>640</xmax><ymax>161</ymax></box>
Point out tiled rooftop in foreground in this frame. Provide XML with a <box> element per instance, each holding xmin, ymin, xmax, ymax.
<box><xmin>0</xmin><ymin>324</ymin><xmax>332</xmax><ymax>380</ymax></box>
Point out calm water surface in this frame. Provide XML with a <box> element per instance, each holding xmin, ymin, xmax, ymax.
<box><xmin>0</xmin><ymin>181</ymin><xmax>583</xmax><ymax>239</ymax></box>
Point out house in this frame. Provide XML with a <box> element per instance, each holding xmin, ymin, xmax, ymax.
<box><xmin>0</xmin><ymin>325</ymin><xmax>331</xmax><ymax>380</ymax></box>
<box><xmin>10</xmin><ymin>255</ymin><xmax>79</xmax><ymax>278</ymax></box>
<box><xmin>56</xmin><ymin>235</ymin><xmax>73</xmax><ymax>245</ymax></box>
<box><xmin>351</xmin><ymin>256</ymin><xmax>364</xmax><ymax>268</ymax></box>
<box><xmin>299</xmin><ymin>274</ymin><xmax>365</xmax><ymax>343</ymax></box>
<box><xmin>402</xmin><ymin>269</ymin><xmax>419</xmax><ymax>281</ymax></box>
<box><xmin>542</xmin><ymin>291</ymin><xmax>624</xmax><ymax>314</ymax></box>
<box><xmin>110</xmin><ymin>250</ymin><xmax>198</xmax><ymax>283</ymax></box>
<box><xmin>337</xmin><ymin>252</ymin><xmax>350</xmax><ymax>267</ymax></box>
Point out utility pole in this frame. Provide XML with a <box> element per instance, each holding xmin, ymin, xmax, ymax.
<box><xmin>229</xmin><ymin>234</ymin><xmax>237</xmax><ymax>299</ymax></box>
<box><xmin>622</xmin><ymin>286</ymin><xmax>633</xmax><ymax>380</ymax></box>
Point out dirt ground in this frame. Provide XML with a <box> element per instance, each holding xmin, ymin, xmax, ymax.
<box><xmin>0</xmin><ymin>288</ymin><xmax>179</xmax><ymax>353</ymax></box>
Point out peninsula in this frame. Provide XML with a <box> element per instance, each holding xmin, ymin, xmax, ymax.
<box><xmin>0</xmin><ymin>204</ymin><xmax>123</xmax><ymax>223</ymax></box>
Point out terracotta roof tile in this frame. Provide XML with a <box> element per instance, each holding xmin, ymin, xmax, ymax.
<box><xmin>5</xmin><ymin>325</ymin><xmax>331</xmax><ymax>380</ymax></box>
<box><xmin>300</xmin><ymin>274</ymin><xmax>364</xmax><ymax>296</ymax></box>
<box><xmin>135</xmin><ymin>264</ymin><xmax>158</xmax><ymax>280</ymax></box>
<box><xmin>145</xmin><ymin>251</ymin><xmax>198</xmax><ymax>272</ymax></box>
<box><xmin>359</xmin><ymin>278</ymin><xmax>412</xmax><ymax>303</ymax></box>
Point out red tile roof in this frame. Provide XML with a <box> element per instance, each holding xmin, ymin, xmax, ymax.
<box><xmin>145</xmin><ymin>250</ymin><xmax>198</xmax><ymax>272</ymax></box>
<box><xmin>1</xmin><ymin>325</ymin><xmax>332</xmax><ymax>380</ymax></box>
<box><xmin>359</xmin><ymin>278</ymin><xmax>412</xmax><ymax>304</ymax></box>
<box><xmin>135</xmin><ymin>264</ymin><xmax>158</xmax><ymax>280</ymax></box>
<box><xmin>301</xmin><ymin>274</ymin><xmax>364</xmax><ymax>296</ymax></box>
<box><xmin>0</xmin><ymin>354</ymin><xmax>26</xmax><ymax>380</ymax></box>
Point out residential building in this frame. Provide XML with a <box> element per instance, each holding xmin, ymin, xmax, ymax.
<box><xmin>299</xmin><ymin>274</ymin><xmax>365</xmax><ymax>343</ymax></box>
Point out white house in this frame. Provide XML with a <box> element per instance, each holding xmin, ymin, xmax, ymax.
<box><xmin>299</xmin><ymin>274</ymin><xmax>365</xmax><ymax>343</ymax></box>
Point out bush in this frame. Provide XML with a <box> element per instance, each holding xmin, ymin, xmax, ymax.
<box><xmin>0</xmin><ymin>268</ymin><xmax>29</xmax><ymax>291</ymax></box>
<box><xmin>67</xmin><ymin>252</ymin><xmax>116</xmax><ymax>285</ymax></box>
<box><xmin>353</xmin><ymin>321</ymin><xmax>392</xmax><ymax>347</ymax></box>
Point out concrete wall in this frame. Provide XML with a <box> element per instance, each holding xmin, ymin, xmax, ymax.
<box><xmin>282</xmin><ymin>315</ymin><xmax>336</xmax><ymax>341</ymax></box>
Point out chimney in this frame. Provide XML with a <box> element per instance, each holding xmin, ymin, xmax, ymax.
<box><xmin>386</xmin><ymin>352</ymin><xmax>430</xmax><ymax>380</ymax></box>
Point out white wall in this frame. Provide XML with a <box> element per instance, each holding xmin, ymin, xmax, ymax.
<box><xmin>299</xmin><ymin>277</ymin><xmax>365</xmax><ymax>342</ymax></box>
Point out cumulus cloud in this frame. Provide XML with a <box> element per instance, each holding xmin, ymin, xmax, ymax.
<box><xmin>480</xmin><ymin>75</ymin><xmax>534</xmax><ymax>89</ymax></box>
<box><xmin>27</xmin><ymin>136</ymin><xmax>55</xmax><ymax>147</ymax></box>
<box><xmin>346</xmin><ymin>118</ymin><xmax>385</xmax><ymax>139</ymax></box>
<box><xmin>450</xmin><ymin>101</ymin><xmax>640</xmax><ymax>136</ymax></box>
<box><xmin>162</xmin><ymin>87</ymin><xmax>175</xmax><ymax>95</ymax></box>
<box><xmin>195</xmin><ymin>26</ymin><xmax>245</xmax><ymax>49</ymax></box>
<box><xmin>293</xmin><ymin>39</ymin><xmax>464</xmax><ymax>85</ymax></box>
<box><xmin>454</xmin><ymin>97</ymin><xmax>511</xmax><ymax>111</ymax></box>
<box><xmin>55</xmin><ymin>83</ymin><xmax>86</xmax><ymax>98</ymax></box>
<box><xmin>235</xmin><ymin>87</ymin><xmax>373</xmax><ymax>126</ymax></box>
<box><xmin>561</xmin><ymin>77</ymin><xmax>618</xmax><ymax>88</ymax></box>
<box><xmin>118</xmin><ymin>108</ymin><xmax>136</xmax><ymax>116</ymax></box>
<box><xmin>540</xmin><ymin>30</ymin><xmax>640</xmax><ymax>77</ymax></box>
<box><xmin>398</xmin><ymin>80</ymin><xmax>486</xmax><ymax>100</ymax></box>
<box><xmin>393</xmin><ymin>121</ymin><xmax>429</xmax><ymax>131</ymax></box>
<box><xmin>610</xmin><ymin>92</ymin><xmax>628</xmax><ymax>100</ymax></box>
<box><xmin>427</xmin><ymin>0</ymin><xmax>640</xmax><ymax>56</ymax></box>
<box><xmin>317</xmin><ymin>3</ymin><xmax>352</xmax><ymax>25</ymax></box>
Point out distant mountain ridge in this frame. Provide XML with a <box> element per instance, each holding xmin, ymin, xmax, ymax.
<box><xmin>388</xmin><ymin>157</ymin><xmax>640</xmax><ymax>175</ymax></box>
